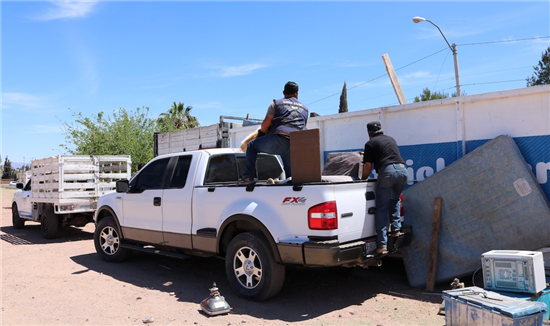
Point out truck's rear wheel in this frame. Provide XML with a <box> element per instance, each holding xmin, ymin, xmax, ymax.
<box><xmin>12</xmin><ymin>203</ymin><xmax>25</xmax><ymax>229</ymax></box>
<box><xmin>94</xmin><ymin>216</ymin><xmax>131</xmax><ymax>262</ymax></box>
<box><xmin>225</xmin><ymin>232</ymin><xmax>285</xmax><ymax>301</ymax></box>
<box><xmin>41</xmin><ymin>208</ymin><xmax>58</xmax><ymax>239</ymax></box>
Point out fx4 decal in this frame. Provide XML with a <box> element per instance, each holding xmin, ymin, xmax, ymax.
<box><xmin>282</xmin><ymin>197</ymin><xmax>306</xmax><ymax>205</ymax></box>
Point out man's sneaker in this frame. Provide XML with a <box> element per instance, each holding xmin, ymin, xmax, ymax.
<box><xmin>390</xmin><ymin>230</ymin><xmax>404</xmax><ymax>237</ymax></box>
<box><xmin>238</xmin><ymin>177</ymin><xmax>256</xmax><ymax>186</ymax></box>
<box><xmin>375</xmin><ymin>246</ymin><xmax>388</xmax><ymax>255</ymax></box>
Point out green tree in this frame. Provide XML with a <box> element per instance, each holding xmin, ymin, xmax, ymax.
<box><xmin>527</xmin><ymin>46</ymin><xmax>550</xmax><ymax>86</ymax></box>
<box><xmin>339</xmin><ymin>82</ymin><xmax>348</xmax><ymax>113</ymax></box>
<box><xmin>157</xmin><ymin>101</ymin><xmax>200</xmax><ymax>132</ymax></box>
<box><xmin>61</xmin><ymin>107</ymin><xmax>157</xmax><ymax>171</ymax></box>
<box><xmin>414</xmin><ymin>88</ymin><xmax>449</xmax><ymax>102</ymax></box>
<box><xmin>2</xmin><ymin>156</ymin><xmax>15</xmax><ymax>180</ymax></box>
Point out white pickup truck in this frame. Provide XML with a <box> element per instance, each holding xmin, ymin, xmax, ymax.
<box><xmin>93</xmin><ymin>148</ymin><xmax>410</xmax><ymax>300</ymax></box>
<box><xmin>12</xmin><ymin>155</ymin><xmax>131</xmax><ymax>238</ymax></box>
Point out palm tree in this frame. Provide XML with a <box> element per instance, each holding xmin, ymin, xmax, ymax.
<box><xmin>158</xmin><ymin>102</ymin><xmax>200</xmax><ymax>131</ymax></box>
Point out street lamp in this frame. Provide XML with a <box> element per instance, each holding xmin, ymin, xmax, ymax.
<box><xmin>413</xmin><ymin>16</ymin><xmax>461</xmax><ymax>96</ymax></box>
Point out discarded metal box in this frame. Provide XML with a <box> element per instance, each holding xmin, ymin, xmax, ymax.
<box><xmin>401</xmin><ymin>135</ymin><xmax>550</xmax><ymax>288</ymax></box>
<box><xmin>495</xmin><ymin>276</ymin><xmax>550</xmax><ymax>322</ymax></box>
<box><xmin>443</xmin><ymin>286</ymin><xmax>547</xmax><ymax>326</ymax></box>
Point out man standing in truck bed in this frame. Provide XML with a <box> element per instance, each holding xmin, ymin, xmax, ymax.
<box><xmin>239</xmin><ymin>81</ymin><xmax>308</xmax><ymax>185</ymax></box>
<box><xmin>362</xmin><ymin>121</ymin><xmax>408</xmax><ymax>254</ymax></box>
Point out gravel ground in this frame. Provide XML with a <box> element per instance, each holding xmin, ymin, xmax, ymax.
<box><xmin>1</xmin><ymin>187</ymin><xmax>447</xmax><ymax>326</ymax></box>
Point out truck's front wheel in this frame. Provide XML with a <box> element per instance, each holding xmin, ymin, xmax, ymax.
<box><xmin>12</xmin><ymin>203</ymin><xmax>25</xmax><ymax>229</ymax></box>
<box><xmin>40</xmin><ymin>208</ymin><xmax>58</xmax><ymax>239</ymax></box>
<box><xmin>225</xmin><ymin>232</ymin><xmax>285</xmax><ymax>301</ymax></box>
<box><xmin>94</xmin><ymin>216</ymin><xmax>131</xmax><ymax>262</ymax></box>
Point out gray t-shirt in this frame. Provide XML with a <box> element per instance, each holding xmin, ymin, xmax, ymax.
<box><xmin>266</xmin><ymin>101</ymin><xmax>277</xmax><ymax>116</ymax></box>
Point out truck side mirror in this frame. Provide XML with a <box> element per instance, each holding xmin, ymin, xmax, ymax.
<box><xmin>16</xmin><ymin>183</ymin><xmax>24</xmax><ymax>189</ymax></box>
<box><xmin>116</xmin><ymin>180</ymin><xmax>129</xmax><ymax>193</ymax></box>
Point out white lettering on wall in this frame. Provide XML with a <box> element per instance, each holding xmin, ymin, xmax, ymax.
<box><xmin>416</xmin><ymin>166</ymin><xmax>434</xmax><ymax>181</ymax></box>
<box><xmin>436</xmin><ymin>158</ymin><xmax>446</xmax><ymax>172</ymax></box>
<box><xmin>401</xmin><ymin>156</ymin><xmax>548</xmax><ymax>186</ymax></box>
<box><xmin>536</xmin><ymin>162</ymin><xmax>550</xmax><ymax>184</ymax></box>
<box><xmin>406</xmin><ymin>159</ymin><xmax>414</xmax><ymax>185</ymax></box>
<box><xmin>405</xmin><ymin>158</ymin><xmax>447</xmax><ymax>184</ymax></box>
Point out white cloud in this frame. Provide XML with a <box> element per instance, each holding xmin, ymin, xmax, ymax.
<box><xmin>2</xmin><ymin>92</ymin><xmax>46</xmax><ymax>110</ymax></box>
<box><xmin>35</xmin><ymin>1</ymin><xmax>98</xmax><ymax>21</ymax></box>
<box><xmin>218</xmin><ymin>64</ymin><xmax>268</xmax><ymax>78</ymax></box>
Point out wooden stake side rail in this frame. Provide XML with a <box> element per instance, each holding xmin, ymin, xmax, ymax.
<box><xmin>30</xmin><ymin>155</ymin><xmax>131</xmax><ymax>201</ymax></box>
<box><xmin>157</xmin><ymin>124</ymin><xmax>219</xmax><ymax>155</ymax></box>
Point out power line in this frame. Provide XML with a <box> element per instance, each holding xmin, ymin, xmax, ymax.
<box><xmin>306</xmin><ymin>36</ymin><xmax>548</xmax><ymax>107</ymax></box>
<box><xmin>458</xmin><ymin>36</ymin><xmax>550</xmax><ymax>47</ymax></box>
<box><xmin>394</xmin><ymin>48</ymin><xmax>448</xmax><ymax>72</ymax></box>
<box><xmin>306</xmin><ymin>47</ymin><xmax>448</xmax><ymax>106</ymax></box>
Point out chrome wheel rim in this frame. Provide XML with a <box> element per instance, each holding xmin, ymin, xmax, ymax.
<box><xmin>233</xmin><ymin>246</ymin><xmax>262</xmax><ymax>289</ymax></box>
<box><xmin>100</xmin><ymin>226</ymin><xmax>120</xmax><ymax>255</ymax></box>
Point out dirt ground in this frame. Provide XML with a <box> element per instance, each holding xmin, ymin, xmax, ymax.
<box><xmin>1</xmin><ymin>187</ymin><xmax>449</xmax><ymax>326</ymax></box>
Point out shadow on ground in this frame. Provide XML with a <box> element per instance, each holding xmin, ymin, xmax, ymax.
<box><xmin>0</xmin><ymin>223</ymin><xmax>93</xmax><ymax>245</ymax></box>
<box><xmin>71</xmin><ymin>251</ymin><xmax>448</xmax><ymax>323</ymax></box>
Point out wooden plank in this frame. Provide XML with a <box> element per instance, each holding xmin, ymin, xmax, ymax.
<box><xmin>201</xmin><ymin>141</ymin><xmax>218</xmax><ymax>148</ymax></box>
<box><xmin>63</xmin><ymin>174</ymin><xmax>95</xmax><ymax>181</ymax></box>
<box><xmin>185</xmin><ymin>138</ymin><xmax>200</xmax><ymax>146</ymax></box>
<box><xmin>185</xmin><ymin>129</ymin><xmax>200</xmax><ymax>142</ymax></box>
<box><xmin>426</xmin><ymin>197</ymin><xmax>443</xmax><ymax>292</ymax></box>
<box><xmin>157</xmin><ymin>143</ymin><xmax>170</xmax><ymax>150</ymax></box>
<box><xmin>99</xmin><ymin>172</ymin><xmax>130</xmax><ymax>179</ymax></box>
<box><xmin>169</xmin><ymin>140</ymin><xmax>185</xmax><ymax>148</ymax></box>
<box><xmin>186</xmin><ymin>144</ymin><xmax>200</xmax><ymax>151</ymax></box>
<box><xmin>382</xmin><ymin>53</ymin><xmax>407</xmax><ymax>105</ymax></box>
<box><xmin>99</xmin><ymin>166</ymin><xmax>129</xmax><ymax>173</ymax></box>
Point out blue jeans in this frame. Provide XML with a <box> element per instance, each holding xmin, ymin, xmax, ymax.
<box><xmin>375</xmin><ymin>163</ymin><xmax>408</xmax><ymax>248</ymax></box>
<box><xmin>243</xmin><ymin>134</ymin><xmax>291</xmax><ymax>179</ymax></box>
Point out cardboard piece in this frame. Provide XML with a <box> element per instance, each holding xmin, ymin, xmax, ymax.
<box><xmin>290</xmin><ymin>129</ymin><xmax>322</xmax><ymax>183</ymax></box>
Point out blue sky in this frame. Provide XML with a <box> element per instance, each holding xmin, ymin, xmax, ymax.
<box><xmin>2</xmin><ymin>1</ymin><xmax>549</xmax><ymax>165</ymax></box>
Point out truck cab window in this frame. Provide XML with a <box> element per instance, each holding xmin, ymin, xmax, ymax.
<box><xmin>235</xmin><ymin>154</ymin><xmax>284</xmax><ymax>181</ymax></box>
<box><xmin>168</xmin><ymin>156</ymin><xmax>192</xmax><ymax>188</ymax></box>
<box><xmin>24</xmin><ymin>179</ymin><xmax>32</xmax><ymax>191</ymax></box>
<box><xmin>205</xmin><ymin>154</ymin><xmax>238</xmax><ymax>184</ymax></box>
<box><xmin>132</xmin><ymin>158</ymin><xmax>170</xmax><ymax>192</ymax></box>
<box><xmin>257</xmin><ymin>155</ymin><xmax>284</xmax><ymax>180</ymax></box>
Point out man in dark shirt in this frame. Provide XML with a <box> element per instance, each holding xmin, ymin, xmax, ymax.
<box><xmin>362</xmin><ymin>121</ymin><xmax>408</xmax><ymax>254</ymax></box>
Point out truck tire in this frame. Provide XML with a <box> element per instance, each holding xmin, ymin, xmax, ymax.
<box><xmin>225</xmin><ymin>231</ymin><xmax>285</xmax><ymax>301</ymax></box>
<box><xmin>12</xmin><ymin>203</ymin><xmax>25</xmax><ymax>229</ymax></box>
<box><xmin>94</xmin><ymin>216</ymin><xmax>131</xmax><ymax>263</ymax></box>
<box><xmin>40</xmin><ymin>208</ymin><xmax>58</xmax><ymax>239</ymax></box>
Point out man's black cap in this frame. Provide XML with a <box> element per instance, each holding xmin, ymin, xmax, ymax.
<box><xmin>283</xmin><ymin>81</ymin><xmax>299</xmax><ymax>94</ymax></box>
<box><xmin>367</xmin><ymin>121</ymin><xmax>382</xmax><ymax>132</ymax></box>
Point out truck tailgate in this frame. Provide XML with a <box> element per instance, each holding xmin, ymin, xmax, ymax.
<box><xmin>333</xmin><ymin>181</ymin><xmax>376</xmax><ymax>243</ymax></box>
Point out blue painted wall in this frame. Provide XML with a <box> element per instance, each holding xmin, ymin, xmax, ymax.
<box><xmin>324</xmin><ymin>135</ymin><xmax>550</xmax><ymax>201</ymax></box>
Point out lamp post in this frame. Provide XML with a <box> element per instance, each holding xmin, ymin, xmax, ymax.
<box><xmin>413</xmin><ymin>16</ymin><xmax>461</xmax><ymax>97</ymax></box>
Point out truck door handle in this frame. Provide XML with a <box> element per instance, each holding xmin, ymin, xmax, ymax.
<box><xmin>153</xmin><ymin>197</ymin><xmax>161</xmax><ymax>206</ymax></box>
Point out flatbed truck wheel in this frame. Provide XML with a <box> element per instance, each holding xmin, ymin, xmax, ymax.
<box><xmin>41</xmin><ymin>208</ymin><xmax>58</xmax><ymax>239</ymax></box>
<box><xmin>12</xmin><ymin>203</ymin><xmax>25</xmax><ymax>229</ymax></box>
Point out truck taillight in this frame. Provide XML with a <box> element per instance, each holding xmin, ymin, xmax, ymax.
<box><xmin>308</xmin><ymin>201</ymin><xmax>338</xmax><ymax>230</ymax></box>
<box><xmin>59</xmin><ymin>205</ymin><xmax>74</xmax><ymax>212</ymax></box>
